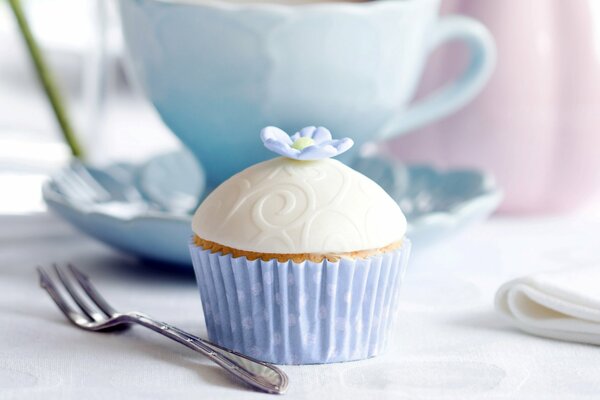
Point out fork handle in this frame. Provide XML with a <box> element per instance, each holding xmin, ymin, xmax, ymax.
<box><xmin>127</xmin><ymin>313</ymin><xmax>287</xmax><ymax>394</ymax></box>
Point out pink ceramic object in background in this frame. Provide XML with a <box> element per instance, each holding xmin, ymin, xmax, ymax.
<box><xmin>388</xmin><ymin>0</ymin><xmax>600</xmax><ymax>214</ymax></box>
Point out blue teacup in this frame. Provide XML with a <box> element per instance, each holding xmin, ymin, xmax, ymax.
<box><xmin>118</xmin><ymin>0</ymin><xmax>495</xmax><ymax>186</ymax></box>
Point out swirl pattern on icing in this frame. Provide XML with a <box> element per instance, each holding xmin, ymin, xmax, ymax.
<box><xmin>192</xmin><ymin>158</ymin><xmax>407</xmax><ymax>254</ymax></box>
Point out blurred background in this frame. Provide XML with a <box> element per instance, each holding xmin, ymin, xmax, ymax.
<box><xmin>0</xmin><ymin>0</ymin><xmax>180</xmax><ymax>215</ymax></box>
<box><xmin>2</xmin><ymin>0</ymin><xmax>600</xmax><ymax>217</ymax></box>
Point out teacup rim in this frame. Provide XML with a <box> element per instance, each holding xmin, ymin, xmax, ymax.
<box><xmin>123</xmin><ymin>0</ymin><xmax>438</xmax><ymax>13</ymax></box>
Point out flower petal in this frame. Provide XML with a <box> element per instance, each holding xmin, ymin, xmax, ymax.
<box><xmin>297</xmin><ymin>144</ymin><xmax>337</xmax><ymax>160</ymax></box>
<box><xmin>331</xmin><ymin>138</ymin><xmax>354</xmax><ymax>155</ymax></box>
<box><xmin>260</xmin><ymin>126</ymin><xmax>293</xmax><ymax>145</ymax></box>
<box><xmin>264</xmin><ymin>138</ymin><xmax>301</xmax><ymax>159</ymax></box>
<box><xmin>298</xmin><ymin>126</ymin><xmax>317</xmax><ymax>138</ymax></box>
<box><xmin>311</xmin><ymin>127</ymin><xmax>332</xmax><ymax>144</ymax></box>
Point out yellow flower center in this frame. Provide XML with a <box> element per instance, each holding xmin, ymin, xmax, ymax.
<box><xmin>291</xmin><ymin>137</ymin><xmax>315</xmax><ymax>151</ymax></box>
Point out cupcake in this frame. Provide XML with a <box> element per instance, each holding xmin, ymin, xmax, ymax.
<box><xmin>189</xmin><ymin>126</ymin><xmax>410</xmax><ymax>364</ymax></box>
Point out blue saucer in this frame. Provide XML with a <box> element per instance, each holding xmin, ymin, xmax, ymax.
<box><xmin>43</xmin><ymin>151</ymin><xmax>502</xmax><ymax>267</ymax></box>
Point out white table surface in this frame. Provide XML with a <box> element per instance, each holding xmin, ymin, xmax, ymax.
<box><xmin>2</xmin><ymin>211</ymin><xmax>600</xmax><ymax>400</ymax></box>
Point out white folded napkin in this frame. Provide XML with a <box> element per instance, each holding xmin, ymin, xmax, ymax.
<box><xmin>495</xmin><ymin>265</ymin><xmax>600</xmax><ymax>345</ymax></box>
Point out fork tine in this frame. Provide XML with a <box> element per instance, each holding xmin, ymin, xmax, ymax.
<box><xmin>53</xmin><ymin>264</ymin><xmax>106</xmax><ymax>322</ymax></box>
<box><xmin>70</xmin><ymin>161</ymin><xmax>112</xmax><ymax>202</ymax></box>
<box><xmin>55</xmin><ymin>169</ymin><xmax>98</xmax><ymax>204</ymax></box>
<box><xmin>67</xmin><ymin>263</ymin><xmax>117</xmax><ymax>316</ymax></box>
<box><xmin>37</xmin><ymin>266</ymin><xmax>90</xmax><ymax>326</ymax></box>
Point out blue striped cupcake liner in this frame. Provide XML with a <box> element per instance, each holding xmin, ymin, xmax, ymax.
<box><xmin>189</xmin><ymin>239</ymin><xmax>410</xmax><ymax>364</ymax></box>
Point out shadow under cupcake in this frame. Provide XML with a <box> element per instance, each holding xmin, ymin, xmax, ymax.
<box><xmin>189</xmin><ymin>126</ymin><xmax>411</xmax><ymax>364</ymax></box>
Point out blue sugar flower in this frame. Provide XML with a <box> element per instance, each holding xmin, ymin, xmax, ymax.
<box><xmin>260</xmin><ymin>126</ymin><xmax>354</xmax><ymax>161</ymax></box>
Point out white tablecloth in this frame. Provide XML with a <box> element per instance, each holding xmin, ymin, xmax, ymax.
<box><xmin>2</xmin><ymin>211</ymin><xmax>600</xmax><ymax>400</ymax></box>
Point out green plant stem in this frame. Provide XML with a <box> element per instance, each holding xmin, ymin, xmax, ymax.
<box><xmin>8</xmin><ymin>0</ymin><xmax>84</xmax><ymax>159</ymax></box>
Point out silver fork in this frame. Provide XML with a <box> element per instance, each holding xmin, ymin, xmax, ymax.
<box><xmin>53</xmin><ymin>161</ymin><xmax>113</xmax><ymax>204</ymax></box>
<box><xmin>37</xmin><ymin>264</ymin><xmax>288</xmax><ymax>394</ymax></box>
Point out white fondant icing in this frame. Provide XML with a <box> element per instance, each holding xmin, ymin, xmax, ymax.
<box><xmin>192</xmin><ymin>157</ymin><xmax>407</xmax><ymax>254</ymax></box>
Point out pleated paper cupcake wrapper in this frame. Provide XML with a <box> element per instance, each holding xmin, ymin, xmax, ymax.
<box><xmin>189</xmin><ymin>240</ymin><xmax>411</xmax><ymax>365</ymax></box>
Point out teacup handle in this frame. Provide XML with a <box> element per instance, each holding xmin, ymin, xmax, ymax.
<box><xmin>379</xmin><ymin>15</ymin><xmax>496</xmax><ymax>140</ymax></box>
